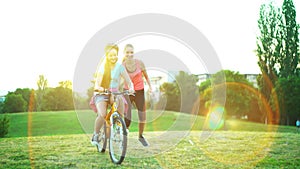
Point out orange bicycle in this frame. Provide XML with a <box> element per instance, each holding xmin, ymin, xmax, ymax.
<box><xmin>94</xmin><ymin>90</ymin><xmax>132</xmax><ymax>164</ymax></box>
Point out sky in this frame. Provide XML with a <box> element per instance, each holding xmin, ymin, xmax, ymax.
<box><xmin>0</xmin><ymin>0</ymin><xmax>299</xmax><ymax>95</ymax></box>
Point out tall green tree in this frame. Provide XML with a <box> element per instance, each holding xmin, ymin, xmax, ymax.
<box><xmin>256</xmin><ymin>0</ymin><xmax>300</xmax><ymax>125</ymax></box>
<box><xmin>280</xmin><ymin>0</ymin><xmax>299</xmax><ymax>78</ymax></box>
<box><xmin>256</xmin><ymin>1</ymin><xmax>283</xmax><ymax>100</ymax></box>
<box><xmin>275</xmin><ymin>0</ymin><xmax>300</xmax><ymax>125</ymax></box>
<box><xmin>256</xmin><ymin>1</ymin><xmax>286</xmax><ymax>124</ymax></box>
<box><xmin>36</xmin><ymin>75</ymin><xmax>48</xmax><ymax>111</ymax></box>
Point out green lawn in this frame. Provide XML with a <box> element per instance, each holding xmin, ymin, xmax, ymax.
<box><xmin>4</xmin><ymin>110</ymin><xmax>297</xmax><ymax>137</ymax></box>
<box><xmin>0</xmin><ymin>110</ymin><xmax>300</xmax><ymax>168</ymax></box>
<box><xmin>5</xmin><ymin>111</ymin><xmax>84</xmax><ymax>137</ymax></box>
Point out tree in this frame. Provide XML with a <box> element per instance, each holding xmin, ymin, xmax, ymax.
<box><xmin>59</xmin><ymin>80</ymin><xmax>73</xmax><ymax>89</ymax></box>
<box><xmin>73</xmin><ymin>92</ymin><xmax>89</xmax><ymax>110</ymax></box>
<box><xmin>212</xmin><ymin>70</ymin><xmax>251</xmax><ymax>84</ymax></box>
<box><xmin>215</xmin><ymin>70</ymin><xmax>253</xmax><ymax>118</ymax></box>
<box><xmin>0</xmin><ymin>102</ymin><xmax>4</xmax><ymax>113</ymax></box>
<box><xmin>175</xmin><ymin>71</ymin><xmax>199</xmax><ymax>113</ymax></box>
<box><xmin>42</xmin><ymin>86</ymin><xmax>74</xmax><ymax>111</ymax></box>
<box><xmin>3</xmin><ymin>93</ymin><xmax>26</xmax><ymax>113</ymax></box>
<box><xmin>14</xmin><ymin>88</ymin><xmax>32</xmax><ymax>112</ymax></box>
<box><xmin>276</xmin><ymin>0</ymin><xmax>300</xmax><ymax>125</ymax></box>
<box><xmin>160</xmin><ymin>82</ymin><xmax>180</xmax><ymax>112</ymax></box>
<box><xmin>199</xmin><ymin>79</ymin><xmax>211</xmax><ymax>94</ymax></box>
<box><xmin>256</xmin><ymin>1</ymin><xmax>283</xmax><ymax>100</ymax></box>
<box><xmin>280</xmin><ymin>0</ymin><xmax>299</xmax><ymax>78</ymax></box>
<box><xmin>275</xmin><ymin>76</ymin><xmax>300</xmax><ymax>125</ymax></box>
<box><xmin>36</xmin><ymin>75</ymin><xmax>48</xmax><ymax>111</ymax></box>
<box><xmin>159</xmin><ymin>71</ymin><xmax>199</xmax><ymax>113</ymax></box>
<box><xmin>1</xmin><ymin>88</ymin><xmax>35</xmax><ymax>113</ymax></box>
<box><xmin>254</xmin><ymin>0</ymin><xmax>299</xmax><ymax>125</ymax></box>
<box><xmin>198</xmin><ymin>70</ymin><xmax>264</xmax><ymax>122</ymax></box>
<box><xmin>0</xmin><ymin>115</ymin><xmax>9</xmax><ymax>137</ymax></box>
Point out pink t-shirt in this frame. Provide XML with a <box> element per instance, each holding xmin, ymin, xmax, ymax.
<box><xmin>123</xmin><ymin>60</ymin><xmax>144</xmax><ymax>90</ymax></box>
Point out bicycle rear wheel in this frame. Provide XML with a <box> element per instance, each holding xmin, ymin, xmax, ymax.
<box><xmin>96</xmin><ymin>122</ymin><xmax>107</xmax><ymax>153</ymax></box>
<box><xmin>109</xmin><ymin>113</ymin><xmax>128</xmax><ymax>164</ymax></box>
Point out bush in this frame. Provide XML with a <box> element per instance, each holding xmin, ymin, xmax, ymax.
<box><xmin>0</xmin><ymin>115</ymin><xmax>9</xmax><ymax>137</ymax></box>
<box><xmin>0</xmin><ymin>102</ymin><xmax>4</xmax><ymax>113</ymax></box>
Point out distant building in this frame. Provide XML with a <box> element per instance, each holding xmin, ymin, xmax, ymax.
<box><xmin>197</xmin><ymin>74</ymin><xmax>211</xmax><ymax>85</ymax></box>
<box><xmin>0</xmin><ymin>90</ymin><xmax>8</xmax><ymax>103</ymax></box>
<box><xmin>149</xmin><ymin>76</ymin><xmax>163</xmax><ymax>91</ymax></box>
<box><xmin>144</xmin><ymin>72</ymin><xmax>174</xmax><ymax>105</ymax></box>
<box><xmin>0</xmin><ymin>96</ymin><xmax>5</xmax><ymax>103</ymax></box>
<box><xmin>244</xmin><ymin>74</ymin><xmax>258</xmax><ymax>88</ymax></box>
<box><xmin>145</xmin><ymin>76</ymin><xmax>164</xmax><ymax>103</ymax></box>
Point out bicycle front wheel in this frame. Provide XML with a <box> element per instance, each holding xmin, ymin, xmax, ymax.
<box><xmin>109</xmin><ymin>113</ymin><xmax>128</xmax><ymax>164</ymax></box>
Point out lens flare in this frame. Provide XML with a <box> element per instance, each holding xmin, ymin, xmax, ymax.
<box><xmin>196</xmin><ymin>81</ymin><xmax>279</xmax><ymax>165</ymax></box>
<box><xmin>27</xmin><ymin>89</ymin><xmax>35</xmax><ymax>168</ymax></box>
<box><xmin>208</xmin><ymin>106</ymin><xmax>225</xmax><ymax>130</ymax></box>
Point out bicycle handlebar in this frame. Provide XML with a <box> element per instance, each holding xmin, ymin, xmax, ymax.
<box><xmin>94</xmin><ymin>89</ymin><xmax>135</xmax><ymax>96</ymax></box>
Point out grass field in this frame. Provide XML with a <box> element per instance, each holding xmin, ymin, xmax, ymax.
<box><xmin>1</xmin><ymin>110</ymin><xmax>300</xmax><ymax>168</ymax></box>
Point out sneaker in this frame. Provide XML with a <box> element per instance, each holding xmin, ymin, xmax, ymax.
<box><xmin>91</xmin><ymin>134</ymin><xmax>99</xmax><ymax>146</ymax></box>
<box><xmin>138</xmin><ymin>135</ymin><xmax>149</xmax><ymax>147</ymax></box>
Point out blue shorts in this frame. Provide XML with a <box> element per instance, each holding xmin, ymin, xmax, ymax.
<box><xmin>94</xmin><ymin>94</ymin><xmax>110</xmax><ymax>104</ymax></box>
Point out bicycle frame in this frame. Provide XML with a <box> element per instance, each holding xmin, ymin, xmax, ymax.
<box><xmin>103</xmin><ymin>91</ymin><xmax>127</xmax><ymax>125</ymax></box>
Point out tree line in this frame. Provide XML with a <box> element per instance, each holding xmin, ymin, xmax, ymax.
<box><xmin>1</xmin><ymin>68</ymin><xmax>299</xmax><ymax>126</ymax></box>
<box><xmin>159</xmin><ymin>70</ymin><xmax>267</xmax><ymax>123</ymax></box>
<box><xmin>0</xmin><ymin>75</ymin><xmax>74</xmax><ymax>113</ymax></box>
